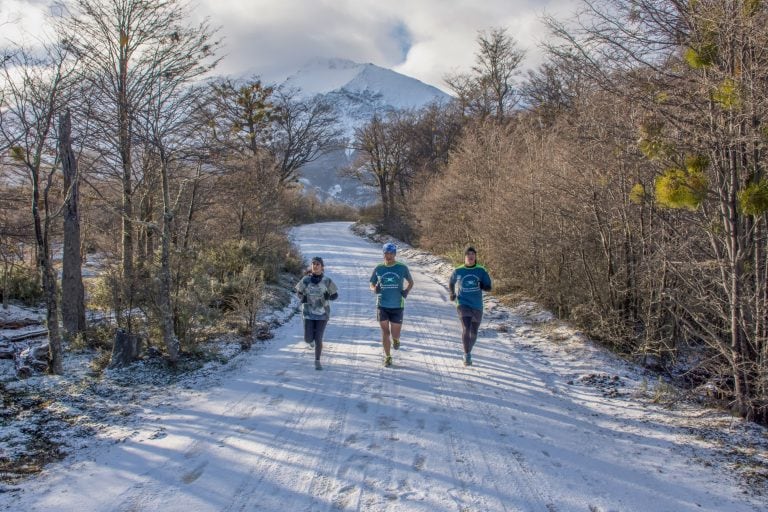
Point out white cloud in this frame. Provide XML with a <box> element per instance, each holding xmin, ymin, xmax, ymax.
<box><xmin>2</xmin><ymin>0</ymin><xmax>582</xmax><ymax>91</ymax></box>
<box><xmin>194</xmin><ymin>0</ymin><xmax>581</xmax><ymax>91</ymax></box>
<box><xmin>0</xmin><ymin>0</ymin><xmax>55</xmax><ymax>48</ymax></box>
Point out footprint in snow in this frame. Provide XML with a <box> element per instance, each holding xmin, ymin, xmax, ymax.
<box><xmin>181</xmin><ymin>461</ymin><xmax>208</xmax><ymax>484</ymax></box>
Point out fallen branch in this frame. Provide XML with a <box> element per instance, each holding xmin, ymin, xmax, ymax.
<box><xmin>0</xmin><ymin>329</ymin><xmax>49</xmax><ymax>342</ymax></box>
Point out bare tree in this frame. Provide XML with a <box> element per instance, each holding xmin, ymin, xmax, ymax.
<box><xmin>137</xmin><ymin>81</ymin><xmax>219</xmax><ymax>363</ymax></box>
<box><xmin>521</xmin><ymin>58</ymin><xmax>582</xmax><ymax>127</ymax></box>
<box><xmin>269</xmin><ymin>87</ymin><xmax>342</xmax><ymax>187</ymax></box>
<box><xmin>542</xmin><ymin>0</ymin><xmax>768</xmax><ymax>420</ymax></box>
<box><xmin>60</xmin><ymin>0</ymin><xmax>221</xmax><ymax>331</ymax></box>
<box><xmin>444</xmin><ymin>27</ymin><xmax>525</xmax><ymax>123</ymax></box>
<box><xmin>215</xmin><ymin>152</ymin><xmax>282</xmax><ymax>242</ymax></box>
<box><xmin>205</xmin><ymin>77</ymin><xmax>275</xmax><ymax>156</ymax></box>
<box><xmin>350</xmin><ymin>112</ymin><xmax>411</xmax><ymax>232</ymax></box>
<box><xmin>0</xmin><ymin>44</ymin><xmax>76</xmax><ymax>374</ymax></box>
<box><xmin>201</xmin><ymin>77</ymin><xmax>279</xmax><ymax>237</ymax></box>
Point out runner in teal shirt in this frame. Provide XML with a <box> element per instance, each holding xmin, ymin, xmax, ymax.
<box><xmin>448</xmin><ymin>246</ymin><xmax>492</xmax><ymax>366</ymax></box>
<box><xmin>370</xmin><ymin>242</ymin><xmax>414</xmax><ymax>367</ymax></box>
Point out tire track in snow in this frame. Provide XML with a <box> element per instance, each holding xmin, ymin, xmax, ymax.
<box><xmin>404</xmin><ymin>257</ymin><xmax>559</xmax><ymax>512</ymax></box>
<box><xmin>297</xmin><ymin>259</ymin><xmax>375</xmax><ymax>511</ymax></box>
<box><xmin>110</xmin><ymin>333</ymin><xmax>323</xmax><ymax>512</ymax></box>
<box><xmin>461</xmin><ymin>363</ymin><xmax>561</xmax><ymax>512</ymax></box>
<box><xmin>407</xmin><ymin>310</ymin><xmax>502</xmax><ymax>512</ymax></box>
<box><xmin>224</xmin><ymin>237</ymin><xmax>375</xmax><ymax>512</ymax></box>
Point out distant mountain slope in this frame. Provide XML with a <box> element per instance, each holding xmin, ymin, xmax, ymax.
<box><xmin>283</xmin><ymin>58</ymin><xmax>451</xmax><ymax>205</ymax></box>
<box><xmin>285</xmin><ymin>57</ymin><xmax>449</xmax><ymax>110</ymax></box>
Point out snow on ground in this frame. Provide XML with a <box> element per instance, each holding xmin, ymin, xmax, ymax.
<box><xmin>1</xmin><ymin>221</ymin><xmax>767</xmax><ymax>511</ymax></box>
<box><xmin>0</xmin><ymin>304</ymin><xmax>46</xmax><ymax>339</ymax></box>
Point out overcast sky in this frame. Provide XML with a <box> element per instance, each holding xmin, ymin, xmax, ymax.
<box><xmin>1</xmin><ymin>0</ymin><xmax>580</xmax><ymax>93</ymax></box>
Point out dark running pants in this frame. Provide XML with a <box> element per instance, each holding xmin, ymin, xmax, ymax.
<box><xmin>458</xmin><ymin>306</ymin><xmax>483</xmax><ymax>354</ymax></box>
<box><xmin>304</xmin><ymin>319</ymin><xmax>328</xmax><ymax>360</ymax></box>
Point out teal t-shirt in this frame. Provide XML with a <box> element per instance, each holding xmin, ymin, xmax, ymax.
<box><xmin>449</xmin><ymin>264</ymin><xmax>492</xmax><ymax>311</ymax></box>
<box><xmin>370</xmin><ymin>262</ymin><xmax>412</xmax><ymax>309</ymax></box>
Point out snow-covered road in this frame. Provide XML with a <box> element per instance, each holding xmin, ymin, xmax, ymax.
<box><xmin>2</xmin><ymin>222</ymin><xmax>762</xmax><ymax>511</ymax></box>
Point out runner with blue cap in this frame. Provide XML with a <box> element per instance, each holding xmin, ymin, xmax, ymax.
<box><xmin>370</xmin><ymin>241</ymin><xmax>414</xmax><ymax>367</ymax></box>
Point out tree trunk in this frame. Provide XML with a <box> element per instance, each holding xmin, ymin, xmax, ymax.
<box><xmin>181</xmin><ymin>163</ymin><xmax>201</xmax><ymax>252</ymax></box>
<box><xmin>59</xmin><ymin>110</ymin><xmax>87</xmax><ymax>341</ymax></box>
<box><xmin>41</xmin><ymin>231</ymin><xmax>63</xmax><ymax>374</ymax></box>
<box><xmin>119</xmin><ymin>42</ymin><xmax>134</xmax><ymax>331</ymax></box>
<box><xmin>174</xmin><ymin>163</ymin><xmax>201</xmax><ymax>301</ymax></box>
<box><xmin>238</xmin><ymin>204</ymin><xmax>247</xmax><ymax>240</ymax></box>
<box><xmin>379</xmin><ymin>178</ymin><xmax>390</xmax><ymax>231</ymax></box>
<box><xmin>159</xmin><ymin>154</ymin><xmax>180</xmax><ymax>363</ymax></box>
<box><xmin>30</xmin><ymin>156</ymin><xmax>63</xmax><ymax>374</ymax></box>
<box><xmin>141</xmin><ymin>191</ymin><xmax>155</xmax><ymax>263</ymax></box>
<box><xmin>1</xmin><ymin>258</ymin><xmax>8</xmax><ymax>310</ymax></box>
<box><xmin>109</xmin><ymin>328</ymin><xmax>142</xmax><ymax>368</ymax></box>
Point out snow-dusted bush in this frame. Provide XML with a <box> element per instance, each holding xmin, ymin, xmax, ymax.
<box><xmin>1</xmin><ymin>265</ymin><xmax>43</xmax><ymax>306</ymax></box>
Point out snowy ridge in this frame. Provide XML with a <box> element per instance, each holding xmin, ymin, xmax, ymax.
<box><xmin>342</xmin><ymin>63</ymin><xmax>447</xmax><ymax>109</ymax></box>
<box><xmin>284</xmin><ymin>57</ymin><xmax>449</xmax><ymax>109</ymax></box>
<box><xmin>286</xmin><ymin>58</ymin><xmax>450</xmax><ymax>205</ymax></box>
<box><xmin>283</xmin><ymin>57</ymin><xmax>362</xmax><ymax>96</ymax></box>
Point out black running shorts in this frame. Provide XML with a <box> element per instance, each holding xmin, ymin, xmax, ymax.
<box><xmin>377</xmin><ymin>307</ymin><xmax>404</xmax><ymax>324</ymax></box>
<box><xmin>457</xmin><ymin>306</ymin><xmax>483</xmax><ymax>324</ymax></box>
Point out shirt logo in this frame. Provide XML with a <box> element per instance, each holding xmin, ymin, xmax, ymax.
<box><xmin>380</xmin><ymin>272</ymin><xmax>400</xmax><ymax>288</ymax></box>
<box><xmin>460</xmin><ymin>275</ymin><xmax>480</xmax><ymax>292</ymax></box>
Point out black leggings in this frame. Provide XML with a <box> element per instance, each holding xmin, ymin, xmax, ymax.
<box><xmin>460</xmin><ymin>316</ymin><xmax>480</xmax><ymax>354</ymax></box>
<box><xmin>458</xmin><ymin>307</ymin><xmax>483</xmax><ymax>354</ymax></box>
<box><xmin>304</xmin><ymin>319</ymin><xmax>328</xmax><ymax>359</ymax></box>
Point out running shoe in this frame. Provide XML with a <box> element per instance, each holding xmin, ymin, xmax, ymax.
<box><xmin>463</xmin><ymin>353</ymin><xmax>472</xmax><ymax>366</ymax></box>
<box><xmin>392</xmin><ymin>338</ymin><xmax>400</xmax><ymax>350</ymax></box>
<box><xmin>384</xmin><ymin>355</ymin><xmax>393</xmax><ymax>367</ymax></box>
<box><xmin>315</xmin><ymin>360</ymin><xmax>322</xmax><ymax>370</ymax></box>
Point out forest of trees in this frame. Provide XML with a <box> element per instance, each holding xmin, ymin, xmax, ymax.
<box><xmin>0</xmin><ymin>0</ymin><xmax>346</xmax><ymax>372</ymax></box>
<box><xmin>350</xmin><ymin>6</ymin><xmax>768</xmax><ymax>424</ymax></box>
<box><xmin>2</xmin><ymin>0</ymin><xmax>768</xmax><ymax>425</ymax></box>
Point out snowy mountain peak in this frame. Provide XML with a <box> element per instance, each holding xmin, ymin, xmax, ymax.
<box><xmin>284</xmin><ymin>58</ymin><xmax>452</xmax><ymax>206</ymax></box>
<box><xmin>284</xmin><ymin>57</ymin><xmax>363</xmax><ymax>95</ymax></box>
<box><xmin>284</xmin><ymin>57</ymin><xmax>449</xmax><ymax>109</ymax></box>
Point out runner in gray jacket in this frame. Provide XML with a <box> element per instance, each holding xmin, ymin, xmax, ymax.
<box><xmin>295</xmin><ymin>256</ymin><xmax>339</xmax><ymax>370</ymax></box>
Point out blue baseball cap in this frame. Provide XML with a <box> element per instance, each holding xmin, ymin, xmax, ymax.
<box><xmin>382</xmin><ymin>242</ymin><xmax>397</xmax><ymax>254</ymax></box>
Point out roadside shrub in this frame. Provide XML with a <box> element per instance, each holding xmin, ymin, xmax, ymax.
<box><xmin>88</xmin><ymin>348</ymin><xmax>113</xmax><ymax>376</ymax></box>
<box><xmin>85</xmin><ymin>266</ymin><xmax>122</xmax><ymax>320</ymax></box>
<box><xmin>357</xmin><ymin>203</ymin><xmax>383</xmax><ymax>226</ymax></box>
<box><xmin>194</xmin><ymin>235</ymin><xmax>300</xmax><ymax>286</ymax></box>
<box><xmin>81</xmin><ymin>322</ymin><xmax>115</xmax><ymax>352</ymax></box>
<box><xmin>284</xmin><ymin>191</ymin><xmax>359</xmax><ymax>224</ymax></box>
<box><xmin>281</xmin><ymin>243</ymin><xmax>305</xmax><ymax>277</ymax></box>
<box><xmin>177</xmin><ymin>234</ymin><xmax>302</xmax><ymax>338</ymax></box>
<box><xmin>224</xmin><ymin>265</ymin><xmax>265</xmax><ymax>335</ymax></box>
<box><xmin>0</xmin><ymin>265</ymin><xmax>43</xmax><ymax>306</ymax></box>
